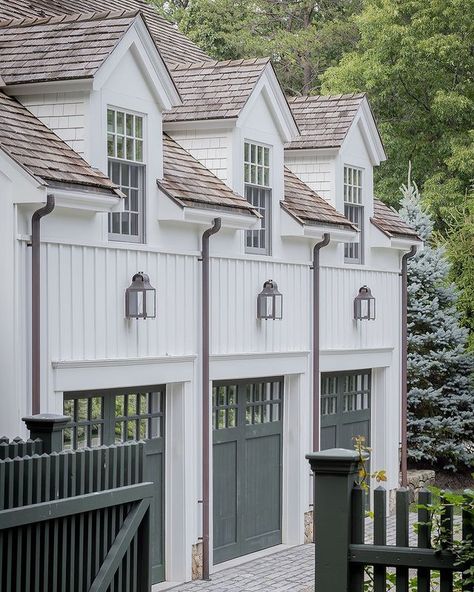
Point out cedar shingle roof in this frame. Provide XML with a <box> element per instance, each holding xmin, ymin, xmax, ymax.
<box><xmin>0</xmin><ymin>0</ymin><xmax>210</xmax><ymax>66</ymax></box>
<box><xmin>0</xmin><ymin>10</ymin><xmax>140</xmax><ymax>85</ymax></box>
<box><xmin>164</xmin><ymin>58</ymin><xmax>270</xmax><ymax>123</ymax></box>
<box><xmin>286</xmin><ymin>93</ymin><xmax>365</xmax><ymax>150</ymax></box>
<box><xmin>371</xmin><ymin>198</ymin><xmax>420</xmax><ymax>240</ymax></box>
<box><xmin>0</xmin><ymin>90</ymin><xmax>120</xmax><ymax>195</ymax></box>
<box><xmin>283</xmin><ymin>167</ymin><xmax>356</xmax><ymax>230</ymax></box>
<box><xmin>160</xmin><ymin>133</ymin><xmax>257</xmax><ymax>216</ymax></box>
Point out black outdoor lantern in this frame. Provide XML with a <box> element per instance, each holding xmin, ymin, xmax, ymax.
<box><xmin>257</xmin><ymin>280</ymin><xmax>283</xmax><ymax>320</ymax></box>
<box><xmin>354</xmin><ymin>285</ymin><xmax>376</xmax><ymax>321</ymax></box>
<box><xmin>125</xmin><ymin>272</ymin><xmax>156</xmax><ymax>319</ymax></box>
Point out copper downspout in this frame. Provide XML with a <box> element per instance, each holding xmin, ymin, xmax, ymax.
<box><xmin>400</xmin><ymin>245</ymin><xmax>417</xmax><ymax>487</ymax></box>
<box><xmin>312</xmin><ymin>233</ymin><xmax>330</xmax><ymax>451</ymax></box>
<box><xmin>31</xmin><ymin>194</ymin><xmax>55</xmax><ymax>415</ymax></box>
<box><xmin>200</xmin><ymin>217</ymin><xmax>221</xmax><ymax>580</ymax></box>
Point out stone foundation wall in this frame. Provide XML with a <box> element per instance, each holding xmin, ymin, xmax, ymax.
<box><xmin>304</xmin><ymin>510</ymin><xmax>313</xmax><ymax>544</ymax></box>
<box><xmin>407</xmin><ymin>469</ymin><xmax>435</xmax><ymax>503</ymax></box>
<box><xmin>192</xmin><ymin>542</ymin><xmax>203</xmax><ymax>580</ymax></box>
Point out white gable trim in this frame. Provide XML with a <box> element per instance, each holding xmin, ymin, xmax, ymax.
<box><xmin>342</xmin><ymin>97</ymin><xmax>386</xmax><ymax>166</ymax></box>
<box><xmin>93</xmin><ymin>16</ymin><xmax>181</xmax><ymax>110</ymax></box>
<box><xmin>280</xmin><ymin>205</ymin><xmax>358</xmax><ymax>243</ymax></box>
<box><xmin>238</xmin><ymin>64</ymin><xmax>299</xmax><ymax>142</ymax></box>
<box><xmin>0</xmin><ymin>145</ymin><xmax>48</xmax><ymax>203</ymax></box>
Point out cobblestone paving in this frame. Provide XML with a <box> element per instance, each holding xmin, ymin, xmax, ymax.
<box><xmin>169</xmin><ymin>515</ymin><xmax>419</xmax><ymax>592</ymax></box>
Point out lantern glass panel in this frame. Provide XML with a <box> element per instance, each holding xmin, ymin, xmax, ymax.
<box><xmin>145</xmin><ymin>289</ymin><xmax>156</xmax><ymax>318</ymax></box>
<box><xmin>128</xmin><ymin>290</ymin><xmax>142</xmax><ymax>318</ymax></box>
<box><xmin>274</xmin><ymin>294</ymin><xmax>283</xmax><ymax>319</ymax></box>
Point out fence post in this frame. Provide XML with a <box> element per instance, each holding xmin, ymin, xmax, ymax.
<box><xmin>22</xmin><ymin>413</ymin><xmax>70</xmax><ymax>453</ymax></box>
<box><xmin>306</xmin><ymin>448</ymin><xmax>366</xmax><ymax>592</ymax></box>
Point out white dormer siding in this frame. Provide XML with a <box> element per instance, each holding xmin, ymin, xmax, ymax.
<box><xmin>20</xmin><ymin>91</ymin><xmax>87</xmax><ymax>155</ymax></box>
<box><xmin>284</xmin><ymin>151</ymin><xmax>336</xmax><ymax>205</ymax></box>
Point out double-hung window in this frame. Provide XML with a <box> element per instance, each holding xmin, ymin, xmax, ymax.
<box><xmin>244</xmin><ymin>142</ymin><xmax>271</xmax><ymax>254</ymax></box>
<box><xmin>107</xmin><ymin>108</ymin><xmax>145</xmax><ymax>242</ymax></box>
<box><xmin>344</xmin><ymin>166</ymin><xmax>363</xmax><ymax>263</ymax></box>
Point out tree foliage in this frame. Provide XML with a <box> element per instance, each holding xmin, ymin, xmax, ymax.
<box><xmin>400</xmin><ymin>178</ymin><xmax>474</xmax><ymax>471</ymax></box>
<box><xmin>151</xmin><ymin>0</ymin><xmax>362</xmax><ymax>94</ymax></box>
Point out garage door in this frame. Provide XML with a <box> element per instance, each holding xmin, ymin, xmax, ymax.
<box><xmin>212</xmin><ymin>378</ymin><xmax>283</xmax><ymax>564</ymax></box>
<box><xmin>320</xmin><ymin>371</ymin><xmax>371</xmax><ymax>450</ymax></box>
<box><xmin>63</xmin><ymin>386</ymin><xmax>166</xmax><ymax>584</ymax></box>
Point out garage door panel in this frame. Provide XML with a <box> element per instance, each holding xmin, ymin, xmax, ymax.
<box><xmin>213</xmin><ymin>378</ymin><xmax>283</xmax><ymax>564</ymax></box>
<box><xmin>244</xmin><ymin>433</ymin><xmax>281</xmax><ymax>541</ymax></box>
<box><xmin>340</xmin><ymin>420</ymin><xmax>370</xmax><ymax>450</ymax></box>
<box><xmin>213</xmin><ymin>441</ymin><xmax>238</xmax><ymax>550</ymax></box>
<box><xmin>321</xmin><ymin>425</ymin><xmax>337</xmax><ymax>449</ymax></box>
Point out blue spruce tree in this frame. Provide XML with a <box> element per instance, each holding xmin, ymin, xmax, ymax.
<box><xmin>399</xmin><ymin>178</ymin><xmax>474</xmax><ymax>471</ymax></box>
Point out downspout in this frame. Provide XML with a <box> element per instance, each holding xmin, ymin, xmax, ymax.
<box><xmin>31</xmin><ymin>194</ymin><xmax>55</xmax><ymax>415</ymax></box>
<box><xmin>200</xmin><ymin>217</ymin><xmax>221</xmax><ymax>580</ymax></box>
<box><xmin>312</xmin><ymin>233</ymin><xmax>330</xmax><ymax>452</ymax></box>
<box><xmin>400</xmin><ymin>245</ymin><xmax>417</xmax><ymax>487</ymax></box>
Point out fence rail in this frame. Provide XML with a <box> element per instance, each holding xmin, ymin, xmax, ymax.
<box><xmin>0</xmin><ymin>424</ymin><xmax>152</xmax><ymax>592</ymax></box>
<box><xmin>307</xmin><ymin>449</ymin><xmax>474</xmax><ymax>592</ymax></box>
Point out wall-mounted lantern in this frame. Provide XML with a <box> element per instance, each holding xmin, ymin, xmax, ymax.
<box><xmin>257</xmin><ymin>280</ymin><xmax>283</xmax><ymax>320</ymax></box>
<box><xmin>354</xmin><ymin>285</ymin><xmax>376</xmax><ymax>321</ymax></box>
<box><xmin>125</xmin><ymin>272</ymin><xmax>156</xmax><ymax>319</ymax></box>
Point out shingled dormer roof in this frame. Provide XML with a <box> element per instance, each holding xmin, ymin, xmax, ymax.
<box><xmin>160</xmin><ymin>133</ymin><xmax>258</xmax><ymax>216</ymax></box>
<box><xmin>371</xmin><ymin>199</ymin><xmax>420</xmax><ymax>241</ymax></box>
<box><xmin>0</xmin><ymin>10</ymin><xmax>150</xmax><ymax>86</ymax></box>
<box><xmin>283</xmin><ymin>167</ymin><xmax>356</xmax><ymax>230</ymax></box>
<box><xmin>164</xmin><ymin>58</ymin><xmax>271</xmax><ymax>123</ymax></box>
<box><xmin>0</xmin><ymin>90</ymin><xmax>121</xmax><ymax>195</ymax></box>
<box><xmin>286</xmin><ymin>93</ymin><xmax>366</xmax><ymax>150</ymax></box>
<box><xmin>0</xmin><ymin>0</ymin><xmax>210</xmax><ymax>67</ymax></box>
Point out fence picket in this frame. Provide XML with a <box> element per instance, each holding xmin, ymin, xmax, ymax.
<box><xmin>350</xmin><ymin>485</ymin><xmax>366</xmax><ymax>592</ymax></box>
<box><xmin>440</xmin><ymin>495</ymin><xmax>454</xmax><ymax>592</ymax></box>
<box><xmin>395</xmin><ymin>488</ymin><xmax>410</xmax><ymax>592</ymax></box>
<box><xmin>373</xmin><ymin>486</ymin><xmax>387</xmax><ymax>592</ymax></box>
<box><xmin>417</xmin><ymin>489</ymin><xmax>432</xmax><ymax>592</ymax></box>
<box><xmin>462</xmin><ymin>493</ymin><xmax>474</xmax><ymax>592</ymax></box>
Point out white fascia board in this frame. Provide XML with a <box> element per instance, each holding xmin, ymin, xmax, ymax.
<box><xmin>343</xmin><ymin>98</ymin><xmax>386</xmax><ymax>166</ymax></box>
<box><xmin>93</xmin><ymin>18</ymin><xmax>181</xmax><ymax>110</ymax></box>
<box><xmin>284</xmin><ymin>146</ymin><xmax>339</xmax><ymax>160</ymax></box>
<box><xmin>158</xmin><ymin>189</ymin><xmax>260</xmax><ymax>229</ymax></box>
<box><xmin>163</xmin><ymin>118</ymin><xmax>236</xmax><ymax>133</ymax></box>
<box><xmin>2</xmin><ymin>78</ymin><xmax>93</xmax><ymax>97</ymax></box>
<box><xmin>390</xmin><ymin>236</ymin><xmax>423</xmax><ymax>250</ymax></box>
<box><xmin>238</xmin><ymin>65</ymin><xmax>299</xmax><ymax>142</ymax></box>
<box><xmin>280</xmin><ymin>205</ymin><xmax>358</xmax><ymax>242</ymax></box>
<box><xmin>369</xmin><ymin>222</ymin><xmax>422</xmax><ymax>250</ymax></box>
<box><xmin>53</xmin><ymin>187</ymin><xmax>122</xmax><ymax>212</ymax></box>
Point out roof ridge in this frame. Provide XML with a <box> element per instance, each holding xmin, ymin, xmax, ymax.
<box><xmin>170</xmin><ymin>56</ymin><xmax>271</xmax><ymax>71</ymax></box>
<box><xmin>288</xmin><ymin>92</ymin><xmax>366</xmax><ymax>103</ymax></box>
<box><xmin>0</xmin><ymin>8</ymin><xmax>140</xmax><ymax>29</ymax></box>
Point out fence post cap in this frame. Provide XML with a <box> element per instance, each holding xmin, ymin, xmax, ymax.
<box><xmin>22</xmin><ymin>414</ymin><xmax>71</xmax><ymax>431</ymax></box>
<box><xmin>306</xmin><ymin>448</ymin><xmax>368</xmax><ymax>474</ymax></box>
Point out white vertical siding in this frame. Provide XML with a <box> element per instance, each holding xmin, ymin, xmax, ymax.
<box><xmin>20</xmin><ymin>92</ymin><xmax>87</xmax><ymax>155</ymax></box>
<box><xmin>169</xmin><ymin>129</ymin><xmax>229</xmax><ymax>182</ymax></box>
<box><xmin>37</xmin><ymin>242</ymin><xmax>197</xmax><ymax>362</ymax></box>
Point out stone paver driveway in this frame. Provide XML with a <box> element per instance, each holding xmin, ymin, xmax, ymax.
<box><xmin>169</xmin><ymin>515</ymin><xmax>419</xmax><ymax>592</ymax></box>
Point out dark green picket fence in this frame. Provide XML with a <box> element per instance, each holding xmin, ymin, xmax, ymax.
<box><xmin>307</xmin><ymin>449</ymin><xmax>473</xmax><ymax>592</ymax></box>
<box><xmin>0</xmin><ymin>417</ymin><xmax>153</xmax><ymax>592</ymax></box>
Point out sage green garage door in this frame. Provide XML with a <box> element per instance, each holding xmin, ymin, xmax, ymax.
<box><xmin>320</xmin><ymin>370</ymin><xmax>371</xmax><ymax>450</ymax></box>
<box><xmin>63</xmin><ymin>386</ymin><xmax>166</xmax><ymax>584</ymax></box>
<box><xmin>212</xmin><ymin>378</ymin><xmax>283</xmax><ymax>564</ymax></box>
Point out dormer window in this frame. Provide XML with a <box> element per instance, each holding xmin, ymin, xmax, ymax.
<box><xmin>107</xmin><ymin>108</ymin><xmax>145</xmax><ymax>242</ymax></box>
<box><xmin>244</xmin><ymin>142</ymin><xmax>271</xmax><ymax>255</ymax></box>
<box><xmin>344</xmin><ymin>166</ymin><xmax>363</xmax><ymax>263</ymax></box>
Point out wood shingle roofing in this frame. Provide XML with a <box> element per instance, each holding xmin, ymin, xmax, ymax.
<box><xmin>0</xmin><ymin>90</ymin><xmax>121</xmax><ymax>194</ymax></box>
<box><xmin>0</xmin><ymin>0</ymin><xmax>210</xmax><ymax>67</ymax></box>
<box><xmin>371</xmin><ymin>198</ymin><xmax>420</xmax><ymax>240</ymax></box>
<box><xmin>286</xmin><ymin>93</ymin><xmax>365</xmax><ymax>150</ymax></box>
<box><xmin>0</xmin><ymin>10</ymin><xmax>142</xmax><ymax>85</ymax></box>
<box><xmin>283</xmin><ymin>167</ymin><xmax>356</xmax><ymax>230</ymax></box>
<box><xmin>160</xmin><ymin>133</ymin><xmax>257</xmax><ymax>216</ymax></box>
<box><xmin>163</xmin><ymin>58</ymin><xmax>271</xmax><ymax>122</ymax></box>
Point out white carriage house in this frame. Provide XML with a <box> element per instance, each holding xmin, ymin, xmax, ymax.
<box><xmin>0</xmin><ymin>1</ymin><xmax>420</xmax><ymax>585</ymax></box>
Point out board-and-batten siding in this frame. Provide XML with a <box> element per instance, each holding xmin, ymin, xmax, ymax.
<box><xmin>319</xmin><ymin>266</ymin><xmax>400</xmax><ymax>351</ymax></box>
<box><xmin>285</xmin><ymin>155</ymin><xmax>334</xmax><ymax>204</ymax></box>
<box><xmin>168</xmin><ymin>129</ymin><xmax>229</xmax><ymax>182</ymax></box>
<box><xmin>24</xmin><ymin>241</ymin><xmax>399</xmax><ymax>363</ymax></box>
<box><xmin>39</xmin><ymin>242</ymin><xmax>197</xmax><ymax>361</ymax></box>
<box><xmin>20</xmin><ymin>93</ymin><xmax>87</xmax><ymax>155</ymax></box>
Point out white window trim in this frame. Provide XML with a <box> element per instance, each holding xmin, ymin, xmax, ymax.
<box><xmin>343</xmin><ymin>165</ymin><xmax>364</xmax><ymax>264</ymax></box>
<box><xmin>244</xmin><ymin>140</ymin><xmax>272</xmax><ymax>256</ymax></box>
